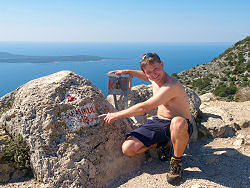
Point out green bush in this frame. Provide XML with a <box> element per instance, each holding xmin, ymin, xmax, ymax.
<box><xmin>223</xmin><ymin>47</ymin><xmax>233</xmax><ymax>54</ymax></box>
<box><xmin>2</xmin><ymin>134</ymin><xmax>30</xmax><ymax>168</ymax></box>
<box><xmin>208</xmin><ymin>73</ymin><xmax>215</xmax><ymax>78</ymax></box>
<box><xmin>171</xmin><ymin>73</ymin><xmax>178</xmax><ymax>78</ymax></box>
<box><xmin>238</xmin><ymin>53</ymin><xmax>245</xmax><ymax>63</ymax></box>
<box><xmin>211</xmin><ymin>57</ymin><xmax>217</xmax><ymax>62</ymax></box>
<box><xmin>225</xmin><ymin>55</ymin><xmax>233</xmax><ymax>61</ymax></box>
<box><xmin>220</xmin><ymin>77</ymin><xmax>228</xmax><ymax>81</ymax></box>
<box><xmin>213</xmin><ymin>83</ymin><xmax>237</xmax><ymax>98</ymax></box>
<box><xmin>247</xmin><ymin>62</ymin><xmax>250</xmax><ymax>72</ymax></box>
<box><xmin>233</xmin><ymin>64</ymin><xmax>245</xmax><ymax>74</ymax></box>
<box><xmin>192</xmin><ymin>77</ymin><xmax>212</xmax><ymax>91</ymax></box>
<box><xmin>226</xmin><ymin>95</ymin><xmax>234</xmax><ymax>102</ymax></box>
<box><xmin>223</xmin><ymin>70</ymin><xmax>231</xmax><ymax>77</ymax></box>
<box><xmin>243</xmin><ymin>76</ymin><xmax>248</xmax><ymax>82</ymax></box>
<box><xmin>239</xmin><ymin>80</ymin><xmax>250</xmax><ymax>87</ymax></box>
<box><xmin>230</xmin><ymin>76</ymin><xmax>236</xmax><ymax>82</ymax></box>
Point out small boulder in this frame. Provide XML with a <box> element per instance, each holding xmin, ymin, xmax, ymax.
<box><xmin>240</xmin><ymin>120</ymin><xmax>249</xmax><ymax>128</ymax></box>
<box><xmin>199</xmin><ymin>93</ymin><xmax>216</xmax><ymax>102</ymax></box>
<box><xmin>183</xmin><ymin>86</ymin><xmax>202</xmax><ymax>120</ymax></box>
<box><xmin>199</xmin><ymin>101</ymin><xmax>250</xmax><ymax>138</ymax></box>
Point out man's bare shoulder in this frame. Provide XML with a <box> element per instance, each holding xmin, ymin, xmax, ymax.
<box><xmin>157</xmin><ymin>77</ymin><xmax>184</xmax><ymax>98</ymax></box>
<box><xmin>162</xmin><ymin>76</ymin><xmax>181</xmax><ymax>88</ymax></box>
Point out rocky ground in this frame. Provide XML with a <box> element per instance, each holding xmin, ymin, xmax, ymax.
<box><xmin>109</xmin><ymin>127</ymin><xmax>250</xmax><ymax>188</ymax></box>
<box><xmin>1</xmin><ymin>127</ymin><xmax>249</xmax><ymax>188</ymax></box>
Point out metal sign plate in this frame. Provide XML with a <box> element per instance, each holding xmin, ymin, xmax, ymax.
<box><xmin>108</xmin><ymin>74</ymin><xmax>131</xmax><ymax>95</ymax></box>
<box><xmin>61</xmin><ymin>103</ymin><xmax>100</xmax><ymax>132</ymax></box>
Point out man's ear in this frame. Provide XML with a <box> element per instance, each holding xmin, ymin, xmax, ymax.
<box><xmin>160</xmin><ymin>61</ymin><xmax>164</xmax><ymax>68</ymax></box>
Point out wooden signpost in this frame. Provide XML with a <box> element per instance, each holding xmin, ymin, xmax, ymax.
<box><xmin>108</xmin><ymin>74</ymin><xmax>132</xmax><ymax>110</ymax></box>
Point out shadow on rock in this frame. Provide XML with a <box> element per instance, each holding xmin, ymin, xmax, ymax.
<box><xmin>202</xmin><ymin>113</ymin><xmax>222</xmax><ymax>120</ymax></box>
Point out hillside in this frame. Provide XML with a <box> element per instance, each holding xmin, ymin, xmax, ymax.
<box><xmin>176</xmin><ymin>36</ymin><xmax>249</xmax><ymax>101</ymax></box>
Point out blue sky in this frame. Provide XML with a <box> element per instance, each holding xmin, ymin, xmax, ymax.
<box><xmin>0</xmin><ymin>0</ymin><xmax>249</xmax><ymax>42</ymax></box>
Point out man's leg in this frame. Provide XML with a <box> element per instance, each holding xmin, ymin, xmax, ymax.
<box><xmin>169</xmin><ymin>116</ymin><xmax>189</xmax><ymax>158</ymax></box>
<box><xmin>167</xmin><ymin>116</ymin><xmax>189</xmax><ymax>185</ymax></box>
<box><xmin>122</xmin><ymin>136</ymin><xmax>157</xmax><ymax>157</ymax></box>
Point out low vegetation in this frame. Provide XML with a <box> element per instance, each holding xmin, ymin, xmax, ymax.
<box><xmin>2</xmin><ymin>134</ymin><xmax>30</xmax><ymax>169</ymax></box>
<box><xmin>177</xmin><ymin>36</ymin><xmax>250</xmax><ymax>101</ymax></box>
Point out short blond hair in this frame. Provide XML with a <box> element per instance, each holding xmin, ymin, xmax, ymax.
<box><xmin>140</xmin><ymin>53</ymin><xmax>161</xmax><ymax>71</ymax></box>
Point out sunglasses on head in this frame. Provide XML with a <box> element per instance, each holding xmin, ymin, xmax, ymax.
<box><xmin>140</xmin><ymin>53</ymin><xmax>156</xmax><ymax>62</ymax></box>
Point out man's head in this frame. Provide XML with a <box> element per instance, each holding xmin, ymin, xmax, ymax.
<box><xmin>140</xmin><ymin>53</ymin><xmax>165</xmax><ymax>83</ymax></box>
<box><xmin>140</xmin><ymin>53</ymin><xmax>161</xmax><ymax>71</ymax></box>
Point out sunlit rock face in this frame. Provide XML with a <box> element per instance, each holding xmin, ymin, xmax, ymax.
<box><xmin>0</xmin><ymin>71</ymin><xmax>144</xmax><ymax>187</ymax></box>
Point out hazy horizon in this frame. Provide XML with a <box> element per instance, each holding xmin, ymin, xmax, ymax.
<box><xmin>0</xmin><ymin>41</ymin><xmax>236</xmax><ymax>44</ymax></box>
<box><xmin>0</xmin><ymin>0</ymin><xmax>249</xmax><ymax>43</ymax></box>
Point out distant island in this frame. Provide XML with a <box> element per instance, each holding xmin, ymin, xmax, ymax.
<box><xmin>0</xmin><ymin>52</ymin><xmax>130</xmax><ymax>64</ymax></box>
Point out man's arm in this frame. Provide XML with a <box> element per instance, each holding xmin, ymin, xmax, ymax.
<box><xmin>108</xmin><ymin>70</ymin><xmax>149</xmax><ymax>81</ymax></box>
<box><xmin>100</xmin><ymin>84</ymin><xmax>177</xmax><ymax>124</ymax></box>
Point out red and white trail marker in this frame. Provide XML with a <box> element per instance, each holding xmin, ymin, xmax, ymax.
<box><xmin>65</xmin><ymin>92</ymin><xmax>79</xmax><ymax>102</ymax></box>
<box><xmin>61</xmin><ymin>103</ymin><xmax>100</xmax><ymax>132</ymax></box>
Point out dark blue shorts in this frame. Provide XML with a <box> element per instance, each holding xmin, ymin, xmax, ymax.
<box><xmin>126</xmin><ymin>117</ymin><xmax>193</xmax><ymax>148</ymax></box>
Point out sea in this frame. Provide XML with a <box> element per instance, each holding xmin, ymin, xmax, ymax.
<box><xmin>0</xmin><ymin>42</ymin><xmax>232</xmax><ymax>97</ymax></box>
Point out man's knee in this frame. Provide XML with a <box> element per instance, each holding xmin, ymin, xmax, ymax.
<box><xmin>170</xmin><ymin>117</ymin><xmax>188</xmax><ymax>134</ymax></box>
<box><xmin>122</xmin><ymin>140</ymin><xmax>137</xmax><ymax>157</ymax></box>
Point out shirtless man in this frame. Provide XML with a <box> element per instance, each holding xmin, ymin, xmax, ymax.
<box><xmin>100</xmin><ymin>53</ymin><xmax>193</xmax><ymax>185</ymax></box>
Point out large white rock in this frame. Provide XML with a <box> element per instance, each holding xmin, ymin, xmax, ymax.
<box><xmin>200</xmin><ymin>100</ymin><xmax>250</xmax><ymax>138</ymax></box>
<box><xmin>0</xmin><ymin>71</ymin><xmax>144</xmax><ymax>187</ymax></box>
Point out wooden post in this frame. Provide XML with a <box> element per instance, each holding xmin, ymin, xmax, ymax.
<box><xmin>113</xmin><ymin>94</ymin><xmax>119</xmax><ymax>110</ymax></box>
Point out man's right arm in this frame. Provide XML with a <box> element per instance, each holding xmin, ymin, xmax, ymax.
<box><xmin>108</xmin><ymin>70</ymin><xmax>149</xmax><ymax>81</ymax></box>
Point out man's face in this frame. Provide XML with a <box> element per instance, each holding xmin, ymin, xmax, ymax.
<box><xmin>143</xmin><ymin>61</ymin><xmax>164</xmax><ymax>82</ymax></box>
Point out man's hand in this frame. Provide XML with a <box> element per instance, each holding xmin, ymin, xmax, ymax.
<box><xmin>108</xmin><ymin>70</ymin><xmax>128</xmax><ymax>75</ymax></box>
<box><xmin>99</xmin><ymin>112</ymin><xmax>119</xmax><ymax>125</ymax></box>
<box><xmin>109</xmin><ymin>70</ymin><xmax>149</xmax><ymax>81</ymax></box>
